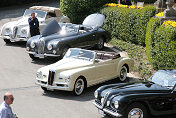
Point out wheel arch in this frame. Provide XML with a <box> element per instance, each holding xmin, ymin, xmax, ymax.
<box><xmin>77</xmin><ymin>75</ymin><xmax>87</xmax><ymax>88</ymax></box>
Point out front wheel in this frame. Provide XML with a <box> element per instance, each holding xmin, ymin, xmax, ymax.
<box><xmin>125</xmin><ymin>103</ymin><xmax>148</xmax><ymax>118</ymax></box>
<box><xmin>96</xmin><ymin>37</ymin><xmax>104</xmax><ymax>50</ymax></box>
<box><xmin>29</xmin><ymin>54</ymin><xmax>38</xmax><ymax>60</ymax></box>
<box><xmin>72</xmin><ymin>77</ymin><xmax>85</xmax><ymax>96</ymax></box>
<box><xmin>119</xmin><ymin>66</ymin><xmax>128</xmax><ymax>82</ymax></box>
<box><xmin>3</xmin><ymin>39</ymin><xmax>11</xmax><ymax>44</ymax></box>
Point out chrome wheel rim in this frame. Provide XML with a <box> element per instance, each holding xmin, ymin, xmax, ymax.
<box><xmin>75</xmin><ymin>79</ymin><xmax>84</xmax><ymax>95</ymax></box>
<box><xmin>128</xmin><ymin>108</ymin><xmax>144</xmax><ymax>118</ymax></box>
<box><xmin>98</xmin><ymin>38</ymin><xmax>104</xmax><ymax>49</ymax></box>
<box><xmin>120</xmin><ymin>66</ymin><xmax>127</xmax><ymax>81</ymax></box>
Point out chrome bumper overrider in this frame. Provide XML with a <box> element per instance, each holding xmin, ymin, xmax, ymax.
<box><xmin>35</xmin><ymin>81</ymin><xmax>70</xmax><ymax>91</ymax></box>
<box><xmin>0</xmin><ymin>35</ymin><xmax>28</xmax><ymax>42</ymax></box>
<box><xmin>27</xmin><ymin>51</ymin><xmax>60</xmax><ymax>58</ymax></box>
<box><xmin>92</xmin><ymin>101</ymin><xmax>122</xmax><ymax>117</ymax></box>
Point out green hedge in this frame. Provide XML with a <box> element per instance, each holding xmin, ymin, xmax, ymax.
<box><xmin>146</xmin><ymin>17</ymin><xmax>176</xmax><ymax>69</ymax></box>
<box><xmin>60</xmin><ymin>0</ymin><xmax>117</xmax><ymax>23</ymax></box>
<box><xmin>100</xmin><ymin>6</ymin><xmax>156</xmax><ymax>45</ymax></box>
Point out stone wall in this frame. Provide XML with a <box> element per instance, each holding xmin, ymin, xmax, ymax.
<box><xmin>0</xmin><ymin>0</ymin><xmax>46</xmax><ymax>7</ymax></box>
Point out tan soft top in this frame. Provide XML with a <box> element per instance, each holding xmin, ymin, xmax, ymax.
<box><xmin>29</xmin><ymin>6</ymin><xmax>62</xmax><ymax>17</ymax></box>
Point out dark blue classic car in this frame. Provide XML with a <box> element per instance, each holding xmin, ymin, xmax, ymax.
<box><xmin>26</xmin><ymin>13</ymin><xmax>111</xmax><ymax>60</ymax></box>
<box><xmin>93</xmin><ymin>70</ymin><xmax>176</xmax><ymax>118</ymax></box>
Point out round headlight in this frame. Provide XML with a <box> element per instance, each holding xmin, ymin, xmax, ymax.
<box><xmin>36</xmin><ymin>71</ymin><xmax>42</xmax><ymax>79</ymax></box>
<box><xmin>5</xmin><ymin>28</ymin><xmax>10</xmax><ymax>33</ymax></box>
<box><xmin>114</xmin><ymin>101</ymin><xmax>119</xmax><ymax>109</ymax></box>
<box><xmin>21</xmin><ymin>29</ymin><xmax>27</xmax><ymax>34</ymax></box>
<box><xmin>94</xmin><ymin>90</ymin><xmax>98</xmax><ymax>98</ymax></box>
<box><xmin>47</xmin><ymin>44</ymin><xmax>52</xmax><ymax>50</ymax></box>
<box><xmin>30</xmin><ymin>42</ymin><xmax>35</xmax><ymax>48</ymax></box>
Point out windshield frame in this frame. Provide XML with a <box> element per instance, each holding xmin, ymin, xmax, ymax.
<box><xmin>23</xmin><ymin>9</ymin><xmax>47</xmax><ymax>19</ymax></box>
<box><xmin>64</xmin><ymin>48</ymin><xmax>96</xmax><ymax>62</ymax></box>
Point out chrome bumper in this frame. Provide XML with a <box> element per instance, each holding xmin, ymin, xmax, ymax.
<box><xmin>35</xmin><ymin>81</ymin><xmax>70</xmax><ymax>91</ymax></box>
<box><xmin>27</xmin><ymin>51</ymin><xmax>60</xmax><ymax>58</ymax></box>
<box><xmin>0</xmin><ymin>35</ymin><xmax>28</xmax><ymax>42</ymax></box>
<box><xmin>92</xmin><ymin>101</ymin><xmax>122</xmax><ymax>117</ymax></box>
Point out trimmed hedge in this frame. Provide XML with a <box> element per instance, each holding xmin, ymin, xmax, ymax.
<box><xmin>60</xmin><ymin>0</ymin><xmax>117</xmax><ymax>23</ymax></box>
<box><xmin>100</xmin><ymin>6</ymin><xmax>156</xmax><ymax>45</ymax></box>
<box><xmin>146</xmin><ymin>17</ymin><xmax>176</xmax><ymax>69</ymax></box>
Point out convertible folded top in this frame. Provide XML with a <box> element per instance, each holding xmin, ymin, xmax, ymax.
<box><xmin>96</xmin><ymin>51</ymin><xmax>121</xmax><ymax>60</ymax></box>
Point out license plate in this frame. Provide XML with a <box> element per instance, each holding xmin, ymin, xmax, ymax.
<box><xmin>98</xmin><ymin>109</ymin><xmax>105</xmax><ymax>116</ymax></box>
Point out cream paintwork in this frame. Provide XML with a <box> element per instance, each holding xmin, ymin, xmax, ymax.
<box><xmin>36</xmin><ymin>49</ymin><xmax>134</xmax><ymax>92</ymax></box>
<box><xmin>0</xmin><ymin>6</ymin><xmax>70</xmax><ymax>42</ymax></box>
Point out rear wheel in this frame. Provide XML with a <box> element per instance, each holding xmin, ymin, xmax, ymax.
<box><xmin>119</xmin><ymin>66</ymin><xmax>128</xmax><ymax>82</ymax></box>
<box><xmin>3</xmin><ymin>39</ymin><xmax>11</xmax><ymax>44</ymax></box>
<box><xmin>72</xmin><ymin>77</ymin><xmax>85</xmax><ymax>96</ymax></box>
<box><xmin>125</xmin><ymin>103</ymin><xmax>148</xmax><ymax>118</ymax></box>
<box><xmin>97</xmin><ymin>37</ymin><xmax>104</xmax><ymax>50</ymax></box>
<box><xmin>29</xmin><ymin>54</ymin><xmax>38</xmax><ymax>60</ymax></box>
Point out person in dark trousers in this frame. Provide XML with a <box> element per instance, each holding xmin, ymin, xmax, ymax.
<box><xmin>120</xmin><ymin>0</ymin><xmax>132</xmax><ymax>5</ymax></box>
<box><xmin>28</xmin><ymin>12</ymin><xmax>40</xmax><ymax>37</ymax></box>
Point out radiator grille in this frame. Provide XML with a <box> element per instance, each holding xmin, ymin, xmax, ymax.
<box><xmin>48</xmin><ymin>70</ymin><xmax>55</xmax><ymax>85</ymax></box>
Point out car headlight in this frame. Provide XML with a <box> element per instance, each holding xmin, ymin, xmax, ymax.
<box><xmin>94</xmin><ymin>90</ymin><xmax>98</xmax><ymax>98</ymax></box>
<box><xmin>65</xmin><ymin>76</ymin><xmax>70</xmax><ymax>82</ymax></box>
<box><xmin>30</xmin><ymin>42</ymin><xmax>35</xmax><ymax>48</ymax></box>
<box><xmin>21</xmin><ymin>29</ymin><xmax>27</xmax><ymax>34</ymax></box>
<box><xmin>47</xmin><ymin>44</ymin><xmax>52</xmax><ymax>50</ymax></box>
<box><xmin>36</xmin><ymin>71</ymin><xmax>42</xmax><ymax>79</ymax></box>
<box><xmin>114</xmin><ymin>101</ymin><xmax>119</xmax><ymax>109</ymax></box>
<box><xmin>5</xmin><ymin>28</ymin><xmax>10</xmax><ymax>33</ymax></box>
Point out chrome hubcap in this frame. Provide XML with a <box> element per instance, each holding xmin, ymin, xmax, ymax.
<box><xmin>120</xmin><ymin>66</ymin><xmax>127</xmax><ymax>81</ymax></box>
<box><xmin>128</xmin><ymin>108</ymin><xmax>144</xmax><ymax>118</ymax></box>
<box><xmin>75</xmin><ymin>79</ymin><xmax>84</xmax><ymax>95</ymax></box>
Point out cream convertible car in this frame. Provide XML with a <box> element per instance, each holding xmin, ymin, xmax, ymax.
<box><xmin>36</xmin><ymin>48</ymin><xmax>134</xmax><ymax>95</ymax></box>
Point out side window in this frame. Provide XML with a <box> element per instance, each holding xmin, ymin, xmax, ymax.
<box><xmin>46</xmin><ymin>12</ymin><xmax>56</xmax><ymax>19</ymax></box>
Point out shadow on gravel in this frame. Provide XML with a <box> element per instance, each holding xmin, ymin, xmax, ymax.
<box><xmin>42</xmin><ymin>77</ymin><xmax>138</xmax><ymax>102</ymax></box>
<box><xmin>5</xmin><ymin>41</ymin><xmax>26</xmax><ymax>48</ymax></box>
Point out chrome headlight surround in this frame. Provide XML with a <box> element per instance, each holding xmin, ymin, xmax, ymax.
<box><xmin>94</xmin><ymin>90</ymin><xmax>98</xmax><ymax>98</ymax></box>
<box><xmin>114</xmin><ymin>101</ymin><xmax>119</xmax><ymax>109</ymax></box>
<box><xmin>30</xmin><ymin>42</ymin><xmax>35</xmax><ymax>48</ymax></box>
<box><xmin>47</xmin><ymin>44</ymin><xmax>52</xmax><ymax>51</ymax></box>
<box><xmin>36</xmin><ymin>71</ymin><xmax>42</xmax><ymax>79</ymax></box>
<box><xmin>21</xmin><ymin>29</ymin><xmax>27</xmax><ymax>34</ymax></box>
<box><xmin>5</xmin><ymin>28</ymin><xmax>10</xmax><ymax>33</ymax></box>
<box><xmin>65</xmin><ymin>76</ymin><xmax>70</xmax><ymax>83</ymax></box>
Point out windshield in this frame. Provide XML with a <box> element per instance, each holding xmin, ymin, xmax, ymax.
<box><xmin>150</xmin><ymin>70</ymin><xmax>176</xmax><ymax>89</ymax></box>
<box><xmin>64</xmin><ymin>48</ymin><xmax>95</xmax><ymax>62</ymax></box>
<box><xmin>23</xmin><ymin>9</ymin><xmax>46</xmax><ymax>19</ymax></box>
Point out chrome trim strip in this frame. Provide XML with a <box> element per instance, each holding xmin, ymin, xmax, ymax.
<box><xmin>92</xmin><ymin>101</ymin><xmax>122</xmax><ymax>117</ymax></box>
<box><xmin>26</xmin><ymin>51</ymin><xmax>60</xmax><ymax>57</ymax></box>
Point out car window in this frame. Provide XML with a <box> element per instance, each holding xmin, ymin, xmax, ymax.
<box><xmin>46</xmin><ymin>12</ymin><xmax>56</xmax><ymax>19</ymax></box>
<box><xmin>24</xmin><ymin>9</ymin><xmax>46</xmax><ymax>18</ymax></box>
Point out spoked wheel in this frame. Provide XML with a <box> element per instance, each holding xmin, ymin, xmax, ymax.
<box><xmin>125</xmin><ymin>103</ymin><xmax>148</xmax><ymax>118</ymax></box>
<box><xmin>119</xmin><ymin>66</ymin><xmax>128</xmax><ymax>82</ymax></box>
<box><xmin>72</xmin><ymin>77</ymin><xmax>85</xmax><ymax>96</ymax></box>
<box><xmin>97</xmin><ymin>37</ymin><xmax>104</xmax><ymax>50</ymax></box>
<box><xmin>29</xmin><ymin>54</ymin><xmax>38</xmax><ymax>60</ymax></box>
<box><xmin>3</xmin><ymin>39</ymin><xmax>11</xmax><ymax>44</ymax></box>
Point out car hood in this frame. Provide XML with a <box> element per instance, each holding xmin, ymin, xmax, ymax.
<box><xmin>38</xmin><ymin>58</ymin><xmax>93</xmax><ymax>75</ymax></box>
<box><xmin>100</xmin><ymin>82</ymin><xmax>170</xmax><ymax>97</ymax></box>
<box><xmin>82</xmin><ymin>13</ymin><xmax>105</xmax><ymax>28</ymax></box>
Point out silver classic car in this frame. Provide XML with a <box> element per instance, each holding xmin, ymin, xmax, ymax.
<box><xmin>0</xmin><ymin>6</ymin><xmax>70</xmax><ymax>43</ymax></box>
<box><xmin>36</xmin><ymin>48</ymin><xmax>134</xmax><ymax>95</ymax></box>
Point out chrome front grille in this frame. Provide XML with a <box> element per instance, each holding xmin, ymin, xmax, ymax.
<box><xmin>11</xmin><ymin>26</ymin><xmax>18</xmax><ymax>39</ymax></box>
<box><xmin>38</xmin><ymin>39</ymin><xmax>45</xmax><ymax>54</ymax></box>
<box><xmin>48</xmin><ymin>70</ymin><xmax>55</xmax><ymax>85</ymax></box>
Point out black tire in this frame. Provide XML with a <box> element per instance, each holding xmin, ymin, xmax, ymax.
<box><xmin>60</xmin><ymin>46</ymin><xmax>69</xmax><ymax>59</ymax></box>
<box><xmin>119</xmin><ymin>66</ymin><xmax>128</xmax><ymax>82</ymax></box>
<box><xmin>124</xmin><ymin>103</ymin><xmax>148</xmax><ymax>118</ymax></box>
<box><xmin>96</xmin><ymin>37</ymin><xmax>104</xmax><ymax>50</ymax></box>
<box><xmin>41</xmin><ymin>86</ymin><xmax>49</xmax><ymax>92</ymax></box>
<box><xmin>3</xmin><ymin>39</ymin><xmax>11</xmax><ymax>44</ymax></box>
<box><xmin>29</xmin><ymin>54</ymin><xmax>38</xmax><ymax>60</ymax></box>
<box><xmin>72</xmin><ymin>77</ymin><xmax>85</xmax><ymax>96</ymax></box>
